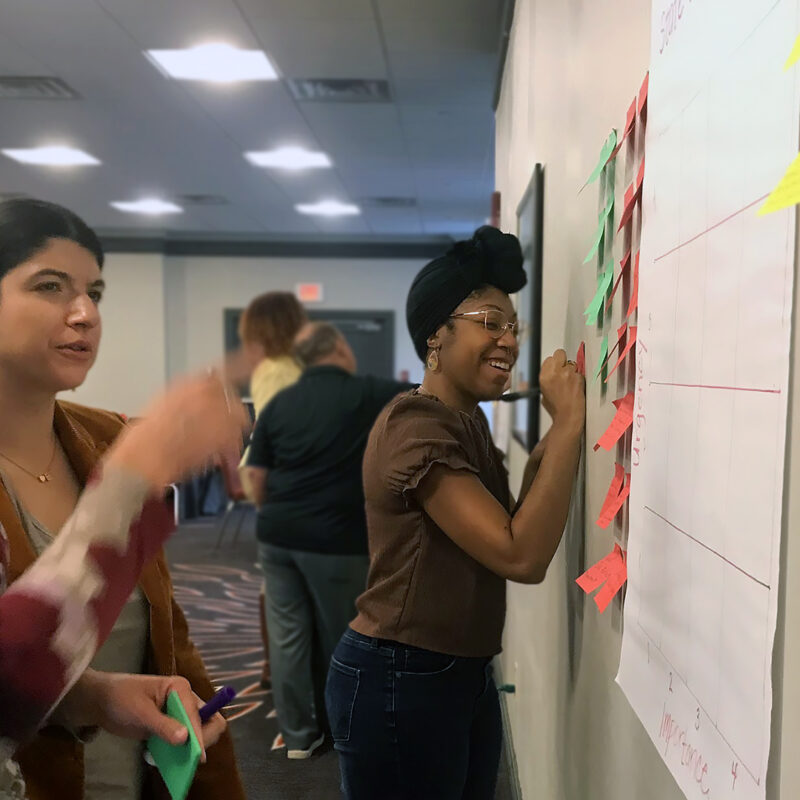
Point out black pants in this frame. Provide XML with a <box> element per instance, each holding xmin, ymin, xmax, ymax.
<box><xmin>325</xmin><ymin>628</ymin><xmax>502</xmax><ymax>800</ymax></box>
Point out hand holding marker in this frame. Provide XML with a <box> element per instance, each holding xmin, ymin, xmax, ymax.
<box><xmin>145</xmin><ymin>685</ymin><xmax>237</xmax><ymax>764</ymax></box>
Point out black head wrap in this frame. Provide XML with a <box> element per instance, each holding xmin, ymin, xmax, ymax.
<box><xmin>406</xmin><ymin>225</ymin><xmax>527</xmax><ymax>361</ymax></box>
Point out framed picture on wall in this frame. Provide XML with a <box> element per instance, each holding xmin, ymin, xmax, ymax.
<box><xmin>511</xmin><ymin>164</ymin><xmax>544</xmax><ymax>451</ymax></box>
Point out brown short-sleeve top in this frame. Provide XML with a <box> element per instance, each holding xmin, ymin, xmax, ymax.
<box><xmin>350</xmin><ymin>390</ymin><xmax>510</xmax><ymax>657</ymax></box>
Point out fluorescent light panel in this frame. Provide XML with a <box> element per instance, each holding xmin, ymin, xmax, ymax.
<box><xmin>296</xmin><ymin>200</ymin><xmax>361</xmax><ymax>217</ymax></box>
<box><xmin>146</xmin><ymin>42</ymin><xmax>278</xmax><ymax>83</ymax></box>
<box><xmin>2</xmin><ymin>145</ymin><xmax>100</xmax><ymax>166</ymax></box>
<box><xmin>111</xmin><ymin>198</ymin><xmax>183</xmax><ymax>215</ymax></box>
<box><xmin>245</xmin><ymin>146</ymin><xmax>332</xmax><ymax>170</ymax></box>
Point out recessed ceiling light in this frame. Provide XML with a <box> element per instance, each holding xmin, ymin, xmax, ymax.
<box><xmin>295</xmin><ymin>200</ymin><xmax>361</xmax><ymax>217</ymax></box>
<box><xmin>245</xmin><ymin>146</ymin><xmax>332</xmax><ymax>170</ymax></box>
<box><xmin>146</xmin><ymin>42</ymin><xmax>278</xmax><ymax>83</ymax></box>
<box><xmin>111</xmin><ymin>198</ymin><xmax>183</xmax><ymax>215</ymax></box>
<box><xmin>2</xmin><ymin>145</ymin><xmax>100</xmax><ymax>167</ymax></box>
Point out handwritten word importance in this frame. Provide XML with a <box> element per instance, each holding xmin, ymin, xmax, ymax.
<box><xmin>632</xmin><ymin>337</ymin><xmax>647</xmax><ymax>467</ymax></box>
<box><xmin>660</xmin><ymin>706</ymin><xmax>711</xmax><ymax>795</ymax></box>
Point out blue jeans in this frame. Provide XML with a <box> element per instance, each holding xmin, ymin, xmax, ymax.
<box><xmin>325</xmin><ymin>628</ymin><xmax>502</xmax><ymax>800</ymax></box>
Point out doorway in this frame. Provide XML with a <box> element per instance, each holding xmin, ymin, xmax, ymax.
<box><xmin>224</xmin><ymin>308</ymin><xmax>395</xmax><ymax>380</ymax></box>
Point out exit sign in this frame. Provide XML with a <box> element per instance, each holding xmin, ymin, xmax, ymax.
<box><xmin>296</xmin><ymin>283</ymin><xmax>324</xmax><ymax>302</ymax></box>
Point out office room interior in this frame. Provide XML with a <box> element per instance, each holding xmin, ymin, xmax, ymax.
<box><xmin>2</xmin><ymin>1</ymin><xmax>800</xmax><ymax>799</ymax></box>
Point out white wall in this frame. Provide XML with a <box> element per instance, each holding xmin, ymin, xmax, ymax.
<box><xmin>63</xmin><ymin>251</ymin><xmax>427</xmax><ymax>417</ymax></box>
<box><xmin>494</xmin><ymin>2</ymin><xmax>800</xmax><ymax>799</ymax></box>
<box><xmin>165</xmin><ymin>255</ymin><xmax>426</xmax><ymax>383</ymax></box>
<box><xmin>64</xmin><ymin>252</ymin><xmax>167</xmax><ymax>418</ymax></box>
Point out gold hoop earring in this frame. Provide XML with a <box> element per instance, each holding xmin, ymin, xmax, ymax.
<box><xmin>426</xmin><ymin>348</ymin><xmax>440</xmax><ymax>372</ymax></box>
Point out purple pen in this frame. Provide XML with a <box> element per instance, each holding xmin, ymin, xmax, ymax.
<box><xmin>199</xmin><ymin>686</ymin><xmax>237</xmax><ymax>723</ymax></box>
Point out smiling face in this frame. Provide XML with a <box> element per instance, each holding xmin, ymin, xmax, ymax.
<box><xmin>0</xmin><ymin>237</ymin><xmax>104</xmax><ymax>394</ymax></box>
<box><xmin>429</xmin><ymin>285</ymin><xmax>519</xmax><ymax>404</ymax></box>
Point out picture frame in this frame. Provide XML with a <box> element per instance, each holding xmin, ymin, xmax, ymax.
<box><xmin>511</xmin><ymin>164</ymin><xmax>544</xmax><ymax>451</ymax></box>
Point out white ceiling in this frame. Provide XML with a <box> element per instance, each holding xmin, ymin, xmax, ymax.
<box><xmin>0</xmin><ymin>0</ymin><xmax>502</xmax><ymax>241</ymax></box>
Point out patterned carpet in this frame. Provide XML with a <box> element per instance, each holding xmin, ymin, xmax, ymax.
<box><xmin>166</xmin><ymin>517</ymin><xmax>342</xmax><ymax>800</ymax></box>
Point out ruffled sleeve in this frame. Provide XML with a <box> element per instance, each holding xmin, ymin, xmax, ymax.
<box><xmin>380</xmin><ymin>394</ymin><xmax>479</xmax><ymax>497</ymax></box>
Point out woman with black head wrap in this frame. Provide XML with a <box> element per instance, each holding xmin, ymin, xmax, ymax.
<box><xmin>325</xmin><ymin>226</ymin><xmax>586</xmax><ymax>799</ymax></box>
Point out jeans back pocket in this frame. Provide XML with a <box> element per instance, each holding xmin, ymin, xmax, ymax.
<box><xmin>325</xmin><ymin>657</ymin><xmax>361</xmax><ymax>743</ymax></box>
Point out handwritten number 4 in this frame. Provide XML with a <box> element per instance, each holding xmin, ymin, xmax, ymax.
<box><xmin>731</xmin><ymin>761</ymin><xmax>738</xmax><ymax>789</ymax></box>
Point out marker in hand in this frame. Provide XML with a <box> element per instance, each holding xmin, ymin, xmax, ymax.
<box><xmin>198</xmin><ymin>686</ymin><xmax>237</xmax><ymax>723</ymax></box>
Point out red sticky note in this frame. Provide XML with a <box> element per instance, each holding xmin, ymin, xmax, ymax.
<box><xmin>576</xmin><ymin>544</ymin><xmax>628</xmax><ymax>613</ymax></box>
<box><xmin>624</xmin><ymin>98</ymin><xmax>636</xmax><ymax>139</ymax></box>
<box><xmin>638</xmin><ymin>72</ymin><xmax>649</xmax><ymax>119</ymax></box>
<box><xmin>606</xmin><ymin>249</ymin><xmax>633</xmax><ymax>312</ymax></box>
<box><xmin>599</xmin><ymin>322</ymin><xmax>628</xmax><ymax>372</ymax></box>
<box><xmin>626</xmin><ymin>252</ymin><xmax>640</xmax><ymax>319</ymax></box>
<box><xmin>576</xmin><ymin>342</ymin><xmax>586</xmax><ymax>376</ymax></box>
<box><xmin>593</xmin><ymin>392</ymin><xmax>635</xmax><ymax>452</ymax></box>
<box><xmin>576</xmin><ymin>544</ymin><xmax>624</xmax><ymax>593</ymax></box>
<box><xmin>593</xmin><ymin>553</ymin><xmax>628</xmax><ymax>613</ymax></box>
<box><xmin>605</xmin><ymin>326</ymin><xmax>638</xmax><ymax>382</ymax></box>
<box><xmin>596</xmin><ymin>463</ymin><xmax>625</xmax><ymax>526</ymax></box>
<box><xmin>597</xmin><ymin>470</ymin><xmax>632</xmax><ymax>529</ymax></box>
<box><xmin>617</xmin><ymin>182</ymin><xmax>642</xmax><ymax>231</ymax></box>
<box><xmin>605</xmin><ymin>140</ymin><xmax>623</xmax><ymax>167</ymax></box>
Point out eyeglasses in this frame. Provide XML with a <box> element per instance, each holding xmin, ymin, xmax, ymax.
<box><xmin>449</xmin><ymin>309</ymin><xmax>526</xmax><ymax>341</ymax></box>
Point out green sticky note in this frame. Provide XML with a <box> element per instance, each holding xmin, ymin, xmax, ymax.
<box><xmin>599</xmin><ymin>194</ymin><xmax>615</xmax><ymax>223</ymax></box>
<box><xmin>583</xmin><ymin>219</ymin><xmax>605</xmax><ymax>264</ymax></box>
<box><xmin>584</xmin><ymin>261</ymin><xmax>614</xmax><ymax>326</ymax></box>
<box><xmin>583</xmin><ymin>197</ymin><xmax>615</xmax><ymax>264</ymax></box>
<box><xmin>586</xmin><ymin>130</ymin><xmax>618</xmax><ymax>186</ymax></box>
<box><xmin>595</xmin><ymin>334</ymin><xmax>609</xmax><ymax>380</ymax></box>
<box><xmin>147</xmin><ymin>691</ymin><xmax>202</xmax><ymax>800</ymax></box>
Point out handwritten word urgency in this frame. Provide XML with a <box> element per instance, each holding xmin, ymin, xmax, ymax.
<box><xmin>659</xmin><ymin>0</ymin><xmax>695</xmax><ymax>54</ymax></box>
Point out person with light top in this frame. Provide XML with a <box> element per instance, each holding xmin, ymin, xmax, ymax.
<box><xmin>324</xmin><ymin>226</ymin><xmax>586</xmax><ymax>799</ymax></box>
<box><xmin>237</xmin><ymin>290</ymin><xmax>308</xmax><ymax>691</ymax></box>
<box><xmin>0</xmin><ymin>197</ymin><xmax>246</xmax><ymax>800</ymax></box>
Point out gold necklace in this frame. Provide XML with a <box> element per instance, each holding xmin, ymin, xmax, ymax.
<box><xmin>0</xmin><ymin>438</ymin><xmax>57</xmax><ymax>484</ymax></box>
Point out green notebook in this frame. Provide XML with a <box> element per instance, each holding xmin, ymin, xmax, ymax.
<box><xmin>147</xmin><ymin>691</ymin><xmax>202</xmax><ymax>800</ymax></box>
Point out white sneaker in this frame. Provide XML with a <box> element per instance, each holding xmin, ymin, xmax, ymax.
<box><xmin>286</xmin><ymin>734</ymin><xmax>325</xmax><ymax>760</ymax></box>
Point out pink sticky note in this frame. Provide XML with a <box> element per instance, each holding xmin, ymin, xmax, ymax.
<box><xmin>605</xmin><ymin>326</ymin><xmax>638</xmax><ymax>382</ymax></box>
<box><xmin>594</xmin><ymin>552</ymin><xmax>628</xmax><ymax>613</ymax></box>
<box><xmin>606</xmin><ymin>249</ymin><xmax>633</xmax><ymax>312</ymax></box>
<box><xmin>597</xmin><ymin>472</ymin><xmax>632</xmax><ymax>529</ymax></box>
<box><xmin>576</xmin><ymin>342</ymin><xmax>586</xmax><ymax>376</ymax></box>
<box><xmin>638</xmin><ymin>72</ymin><xmax>649</xmax><ymax>119</ymax></box>
<box><xmin>593</xmin><ymin>392</ymin><xmax>635</xmax><ymax>452</ymax></box>
<box><xmin>626</xmin><ymin>252</ymin><xmax>640</xmax><ymax>319</ymax></box>
<box><xmin>575</xmin><ymin>545</ymin><xmax>624</xmax><ymax>594</ymax></box>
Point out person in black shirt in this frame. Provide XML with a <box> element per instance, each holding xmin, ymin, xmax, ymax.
<box><xmin>245</xmin><ymin>322</ymin><xmax>413</xmax><ymax>759</ymax></box>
